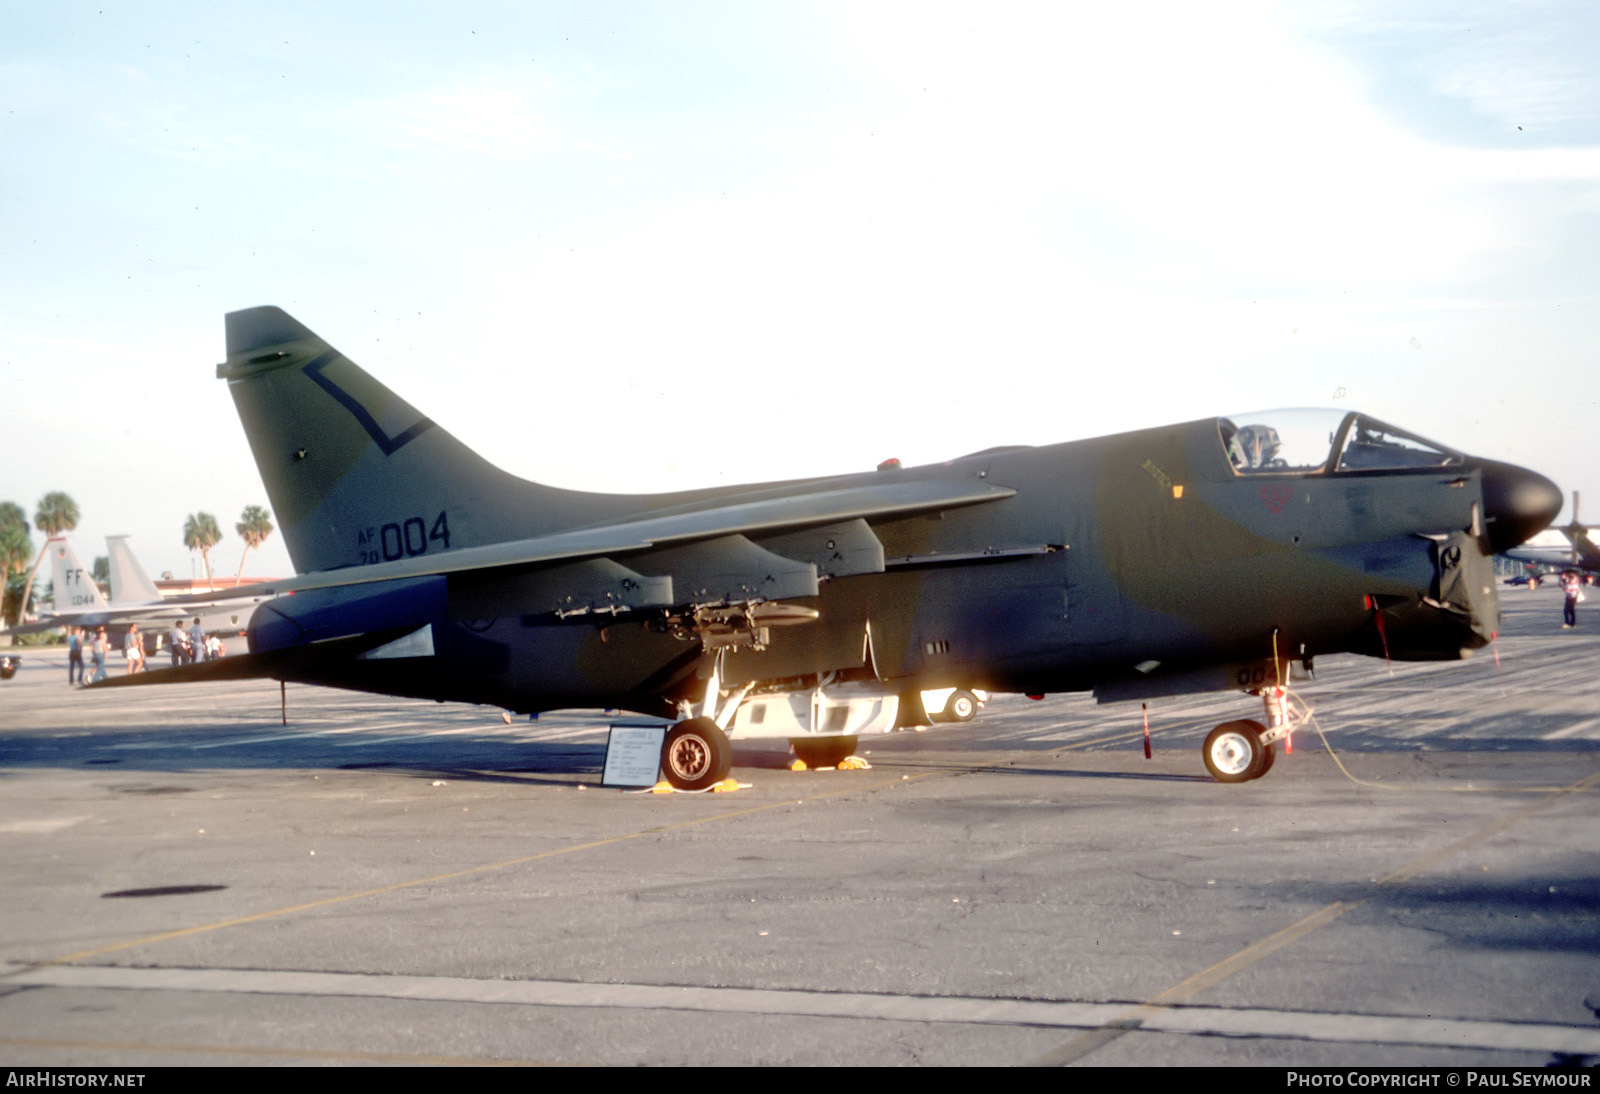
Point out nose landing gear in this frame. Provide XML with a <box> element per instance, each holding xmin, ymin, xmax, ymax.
<box><xmin>1203</xmin><ymin>720</ymin><xmax>1272</xmax><ymax>782</ymax></box>
<box><xmin>1201</xmin><ymin>686</ymin><xmax>1297</xmax><ymax>783</ymax></box>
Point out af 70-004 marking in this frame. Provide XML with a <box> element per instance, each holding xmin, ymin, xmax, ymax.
<box><xmin>95</xmin><ymin>307</ymin><xmax>1563</xmax><ymax>787</ymax></box>
<box><xmin>356</xmin><ymin>512</ymin><xmax>451</xmax><ymax>565</ymax></box>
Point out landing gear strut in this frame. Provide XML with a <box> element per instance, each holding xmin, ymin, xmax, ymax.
<box><xmin>1201</xmin><ymin>687</ymin><xmax>1294</xmax><ymax>783</ymax></box>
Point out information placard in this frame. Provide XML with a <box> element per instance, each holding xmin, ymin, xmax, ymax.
<box><xmin>602</xmin><ymin>723</ymin><xmax>668</xmax><ymax>787</ymax></box>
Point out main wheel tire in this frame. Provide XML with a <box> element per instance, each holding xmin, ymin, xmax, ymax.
<box><xmin>791</xmin><ymin>735</ymin><xmax>859</xmax><ymax>769</ymax></box>
<box><xmin>1203</xmin><ymin>720</ymin><xmax>1268</xmax><ymax>783</ymax></box>
<box><xmin>661</xmin><ymin>717</ymin><xmax>732</xmax><ymax>790</ymax></box>
<box><xmin>943</xmin><ymin>689</ymin><xmax>979</xmax><ymax>722</ymax></box>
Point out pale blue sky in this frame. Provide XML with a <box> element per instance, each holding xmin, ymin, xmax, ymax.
<box><xmin>5</xmin><ymin>1</ymin><xmax>1598</xmax><ymax>582</ymax></box>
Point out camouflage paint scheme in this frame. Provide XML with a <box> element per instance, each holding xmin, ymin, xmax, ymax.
<box><xmin>97</xmin><ymin>308</ymin><xmax>1563</xmax><ymax>781</ymax></box>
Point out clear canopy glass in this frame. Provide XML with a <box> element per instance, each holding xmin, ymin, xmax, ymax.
<box><xmin>1218</xmin><ymin>410</ymin><xmax>1463</xmax><ymax>475</ymax></box>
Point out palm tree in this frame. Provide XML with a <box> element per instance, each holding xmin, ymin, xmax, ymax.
<box><xmin>34</xmin><ymin>493</ymin><xmax>79</xmax><ymax>538</ymax></box>
<box><xmin>183</xmin><ymin>512</ymin><xmax>222</xmax><ymax>590</ymax></box>
<box><xmin>234</xmin><ymin>505</ymin><xmax>274</xmax><ymax>585</ymax></box>
<box><xmin>0</xmin><ymin>523</ymin><xmax>34</xmax><ymax>627</ymax></box>
<box><xmin>12</xmin><ymin>492</ymin><xmax>78</xmax><ymax>628</ymax></box>
<box><xmin>0</xmin><ymin>503</ymin><xmax>31</xmax><ymax>627</ymax></box>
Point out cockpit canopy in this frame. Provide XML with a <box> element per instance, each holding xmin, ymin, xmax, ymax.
<box><xmin>1219</xmin><ymin>410</ymin><xmax>1464</xmax><ymax>476</ymax></box>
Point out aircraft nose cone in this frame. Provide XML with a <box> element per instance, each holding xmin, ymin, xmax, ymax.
<box><xmin>1476</xmin><ymin>459</ymin><xmax>1563</xmax><ymax>553</ymax></box>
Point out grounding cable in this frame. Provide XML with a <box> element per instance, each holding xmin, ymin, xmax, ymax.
<box><xmin>1275</xmin><ymin>685</ymin><xmax>1598</xmax><ymax>795</ymax></box>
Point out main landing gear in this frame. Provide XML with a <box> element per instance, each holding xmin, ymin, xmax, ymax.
<box><xmin>655</xmin><ymin>603</ymin><xmax>821</xmax><ymax>790</ymax></box>
<box><xmin>660</xmin><ymin>717</ymin><xmax>733</xmax><ymax>790</ymax></box>
<box><xmin>659</xmin><ymin>645</ymin><xmax>742</xmax><ymax>790</ymax></box>
<box><xmin>1201</xmin><ymin>687</ymin><xmax>1295</xmax><ymax>783</ymax></box>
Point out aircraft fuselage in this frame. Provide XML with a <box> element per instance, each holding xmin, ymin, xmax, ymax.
<box><xmin>249</xmin><ymin>414</ymin><xmax>1509</xmax><ymax>717</ymax></box>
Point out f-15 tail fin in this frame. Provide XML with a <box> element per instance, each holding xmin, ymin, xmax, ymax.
<box><xmin>106</xmin><ymin>535</ymin><xmax>163</xmax><ymax>603</ymax></box>
<box><xmin>220</xmin><ymin>307</ymin><xmax>613</xmax><ymax>575</ymax></box>
<box><xmin>48</xmin><ymin>538</ymin><xmax>106</xmax><ymax>612</ymax></box>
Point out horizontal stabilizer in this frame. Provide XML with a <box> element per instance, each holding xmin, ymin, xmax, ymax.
<box><xmin>357</xmin><ymin>624</ymin><xmax>434</xmax><ymax>660</ymax></box>
<box><xmin>83</xmin><ymin>630</ymin><xmax>409</xmax><ymax>689</ymax></box>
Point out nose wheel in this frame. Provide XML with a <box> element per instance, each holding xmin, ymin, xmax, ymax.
<box><xmin>1202</xmin><ymin>719</ymin><xmax>1274</xmax><ymax>783</ymax></box>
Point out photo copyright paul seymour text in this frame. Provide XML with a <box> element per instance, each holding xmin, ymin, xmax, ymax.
<box><xmin>1287</xmin><ymin>1075</ymin><xmax>1592</xmax><ymax>1088</ymax></box>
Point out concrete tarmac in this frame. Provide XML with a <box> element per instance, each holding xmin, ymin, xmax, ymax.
<box><xmin>1</xmin><ymin>588</ymin><xmax>1597</xmax><ymax>1066</ymax></box>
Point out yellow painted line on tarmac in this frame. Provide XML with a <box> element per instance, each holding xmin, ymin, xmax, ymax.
<box><xmin>93</xmin><ymin>713</ymin><xmax>1546</xmax><ymax>977</ymax></box>
<box><xmin>1374</xmin><ymin>769</ymin><xmax>1600</xmax><ymax>886</ymax></box>
<box><xmin>1029</xmin><ymin>767</ymin><xmax>1600</xmax><ymax>1066</ymax></box>
<box><xmin>13</xmin><ymin>770</ymin><xmax>945</xmax><ymax>972</ymax></box>
<box><xmin>13</xmin><ymin>731</ymin><xmax>1130</xmax><ymax>975</ymax></box>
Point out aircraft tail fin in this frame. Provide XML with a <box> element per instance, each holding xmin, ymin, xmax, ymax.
<box><xmin>106</xmin><ymin>535</ymin><xmax>163</xmax><ymax>603</ymax></box>
<box><xmin>48</xmin><ymin>538</ymin><xmax>106</xmax><ymax>612</ymax></box>
<box><xmin>220</xmin><ymin>307</ymin><xmax>582</xmax><ymax>575</ymax></box>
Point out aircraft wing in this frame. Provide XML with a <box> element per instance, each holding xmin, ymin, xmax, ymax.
<box><xmin>5</xmin><ymin>603</ymin><xmax>225</xmax><ymax>635</ymax></box>
<box><xmin>1505</xmin><ymin>528</ymin><xmax>1600</xmax><ymax>572</ymax></box>
<box><xmin>4</xmin><ymin>617</ymin><xmax>73</xmax><ymax>636</ymax></box>
<box><xmin>170</xmin><ymin>477</ymin><xmax>1016</xmax><ymax>606</ymax></box>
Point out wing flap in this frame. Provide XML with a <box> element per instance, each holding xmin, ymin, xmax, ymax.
<box><xmin>630</xmin><ymin>535</ymin><xmax>819</xmax><ymax>606</ymax></box>
<box><xmin>753</xmin><ymin>518</ymin><xmax>886</xmax><ymax>579</ymax></box>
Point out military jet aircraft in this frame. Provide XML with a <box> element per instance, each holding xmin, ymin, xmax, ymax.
<box><xmin>94</xmin><ymin>307</ymin><xmax>1563</xmax><ymax>787</ymax></box>
<box><xmin>106</xmin><ymin>534</ymin><xmax>172</xmax><ymax>604</ymax></box>
<box><xmin>1503</xmin><ymin>492</ymin><xmax>1598</xmax><ymax>574</ymax></box>
<box><xmin>10</xmin><ymin>536</ymin><xmax>267</xmax><ymax>638</ymax></box>
<box><xmin>105</xmin><ymin>534</ymin><xmax>274</xmax><ymax>630</ymax></box>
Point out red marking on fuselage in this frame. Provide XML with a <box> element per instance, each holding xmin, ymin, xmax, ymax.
<box><xmin>1260</xmin><ymin>485</ymin><xmax>1292</xmax><ymax>514</ymax></box>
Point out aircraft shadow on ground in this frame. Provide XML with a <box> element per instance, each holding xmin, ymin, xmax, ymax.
<box><xmin>2</xmin><ymin>720</ymin><xmax>1597</xmax><ymax>786</ymax></box>
<box><xmin>0</xmin><ymin>728</ymin><xmax>610</xmax><ymax>779</ymax></box>
<box><xmin>0</xmin><ymin>724</ymin><xmax>1259</xmax><ymax>786</ymax></box>
<box><xmin>858</xmin><ymin>758</ymin><xmax>1216</xmax><ymax>783</ymax></box>
<box><xmin>1256</xmin><ymin>866</ymin><xmax>1600</xmax><ymax>959</ymax></box>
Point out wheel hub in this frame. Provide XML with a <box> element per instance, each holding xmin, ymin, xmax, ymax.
<box><xmin>1209</xmin><ymin>731</ymin><xmax>1254</xmax><ymax>776</ymax></box>
<box><xmin>668</xmin><ymin>736</ymin><xmax>711</xmax><ymax>780</ymax></box>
